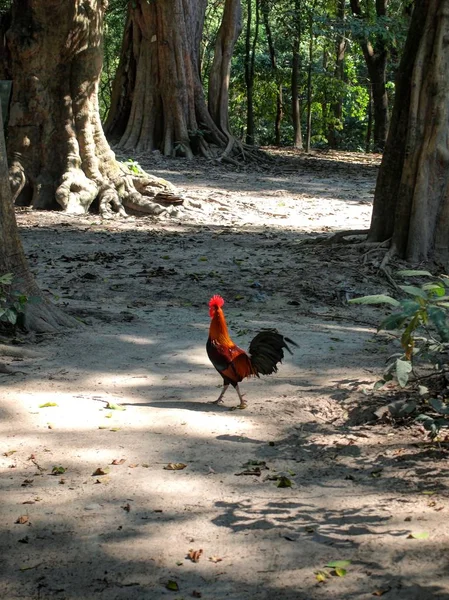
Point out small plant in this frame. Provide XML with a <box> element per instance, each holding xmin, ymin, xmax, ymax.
<box><xmin>123</xmin><ymin>158</ymin><xmax>144</xmax><ymax>175</ymax></box>
<box><xmin>350</xmin><ymin>270</ymin><xmax>449</xmax><ymax>438</ymax></box>
<box><xmin>0</xmin><ymin>273</ymin><xmax>28</xmax><ymax>327</ymax></box>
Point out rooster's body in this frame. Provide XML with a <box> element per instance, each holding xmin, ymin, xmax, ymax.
<box><xmin>207</xmin><ymin>295</ymin><xmax>297</xmax><ymax>408</ymax></box>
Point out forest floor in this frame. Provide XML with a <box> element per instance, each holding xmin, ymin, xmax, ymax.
<box><xmin>1</xmin><ymin>149</ymin><xmax>449</xmax><ymax>600</ymax></box>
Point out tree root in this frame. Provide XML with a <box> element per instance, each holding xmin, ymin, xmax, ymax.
<box><xmin>24</xmin><ymin>298</ymin><xmax>79</xmax><ymax>333</ymax></box>
<box><xmin>300</xmin><ymin>229</ymin><xmax>369</xmax><ymax>246</ymax></box>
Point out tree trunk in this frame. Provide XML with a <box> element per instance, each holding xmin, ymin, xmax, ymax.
<box><xmin>7</xmin><ymin>0</ymin><xmax>179</xmax><ymax>217</ymax></box>
<box><xmin>305</xmin><ymin>14</ymin><xmax>313</xmax><ymax>153</ymax></box>
<box><xmin>327</xmin><ymin>0</ymin><xmax>346</xmax><ymax>149</ymax></box>
<box><xmin>245</xmin><ymin>0</ymin><xmax>259</xmax><ymax>146</ymax></box>
<box><xmin>208</xmin><ymin>0</ymin><xmax>243</xmax><ymax>155</ymax></box>
<box><xmin>369</xmin><ymin>0</ymin><xmax>449</xmax><ymax>266</ymax></box>
<box><xmin>261</xmin><ymin>0</ymin><xmax>282</xmax><ymax>146</ymax></box>
<box><xmin>104</xmin><ymin>0</ymin><xmax>231</xmax><ymax>159</ymax></box>
<box><xmin>0</xmin><ymin>105</ymin><xmax>75</xmax><ymax>332</ymax></box>
<box><xmin>291</xmin><ymin>0</ymin><xmax>303</xmax><ymax>150</ymax></box>
<box><xmin>350</xmin><ymin>0</ymin><xmax>389</xmax><ymax>152</ymax></box>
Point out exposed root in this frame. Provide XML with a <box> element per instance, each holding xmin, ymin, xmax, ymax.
<box><xmin>24</xmin><ymin>299</ymin><xmax>79</xmax><ymax>333</ymax></box>
<box><xmin>300</xmin><ymin>229</ymin><xmax>369</xmax><ymax>246</ymax></box>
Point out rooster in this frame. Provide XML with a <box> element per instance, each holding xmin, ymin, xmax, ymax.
<box><xmin>206</xmin><ymin>295</ymin><xmax>297</xmax><ymax>408</ymax></box>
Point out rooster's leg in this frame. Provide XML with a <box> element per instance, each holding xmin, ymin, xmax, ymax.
<box><xmin>235</xmin><ymin>384</ymin><xmax>247</xmax><ymax>409</ymax></box>
<box><xmin>212</xmin><ymin>384</ymin><xmax>229</xmax><ymax>404</ymax></box>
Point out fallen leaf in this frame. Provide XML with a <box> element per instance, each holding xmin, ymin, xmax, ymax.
<box><xmin>15</xmin><ymin>515</ymin><xmax>29</xmax><ymax>524</ymax></box>
<box><xmin>188</xmin><ymin>548</ymin><xmax>203</xmax><ymax>563</ymax></box>
<box><xmin>111</xmin><ymin>458</ymin><xmax>126</xmax><ymax>465</ymax></box>
<box><xmin>235</xmin><ymin>467</ymin><xmax>262</xmax><ymax>476</ymax></box>
<box><xmin>408</xmin><ymin>532</ymin><xmax>429</xmax><ymax>540</ymax></box>
<box><xmin>315</xmin><ymin>570</ymin><xmax>328</xmax><ymax>583</ymax></box>
<box><xmin>3</xmin><ymin>450</ymin><xmax>17</xmax><ymax>457</ymax></box>
<box><xmin>92</xmin><ymin>467</ymin><xmax>110</xmax><ymax>476</ymax></box>
<box><xmin>106</xmin><ymin>402</ymin><xmax>126</xmax><ymax>411</ymax></box>
<box><xmin>372</xmin><ymin>587</ymin><xmax>391</xmax><ymax>597</ymax></box>
<box><xmin>335</xmin><ymin>567</ymin><xmax>347</xmax><ymax>577</ymax></box>
<box><xmin>128</xmin><ymin>463</ymin><xmax>139</xmax><ymax>468</ymax></box>
<box><xmin>51</xmin><ymin>466</ymin><xmax>66</xmax><ymax>475</ymax></box>
<box><xmin>110</xmin><ymin>428</ymin><xmax>121</xmax><ymax>432</ymax></box>
<box><xmin>164</xmin><ymin>463</ymin><xmax>187</xmax><ymax>470</ymax></box>
<box><xmin>209</xmin><ymin>556</ymin><xmax>223</xmax><ymax>563</ymax></box>
<box><xmin>166</xmin><ymin>580</ymin><xmax>179</xmax><ymax>591</ymax></box>
<box><xmin>39</xmin><ymin>402</ymin><xmax>58</xmax><ymax>408</ymax></box>
<box><xmin>325</xmin><ymin>560</ymin><xmax>351</xmax><ymax>568</ymax></box>
<box><xmin>122</xmin><ymin>503</ymin><xmax>131</xmax><ymax>512</ymax></box>
<box><xmin>277</xmin><ymin>476</ymin><xmax>292</xmax><ymax>488</ymax></box>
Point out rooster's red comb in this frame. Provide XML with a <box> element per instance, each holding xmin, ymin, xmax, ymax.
<box><xmin>209</xmin><ymin>295</ymin><xmax>225</xmax><ymax>309</ymax></box>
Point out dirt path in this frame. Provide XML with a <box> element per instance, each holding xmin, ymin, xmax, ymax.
<box><xmin>1</xmin><ymin>151</ymin><xmax>448</xmax><ymax>600</ymax></box>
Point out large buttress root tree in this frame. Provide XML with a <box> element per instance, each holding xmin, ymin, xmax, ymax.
<box><xmin>0</xmin><ymin>107</ymin><xmax>75</xmax><ymax>333</ymax></box>
<box><xmin>104</xmin><ymin>0</ymin><xmax>242</xmax><ymax>159</ymax></box>
<box><xmin>7</xmin><ymin>0</ymin><xmax>179</xmax><ymax>217</ymax></box>
<box><xmin>368</xmin><ymin>0</ymin><xmax>449</xmax><ymax>267</ymax></box>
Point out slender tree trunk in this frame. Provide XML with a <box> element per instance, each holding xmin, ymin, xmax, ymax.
<box><xmin>245</xmin><ymin>0</ymin><xmax>259</xmax><ymax>145</ymax></box>
<box><xmin>291</xmin><ymin>0</ymin><xmax>303</xmax><ymax>150</ymax></box>
<box><xmin>369</xmin><ymin>0</ymin><xmax>449</xmax><ymax>267</ymax></box>
<box><xmin>328</xmin><ymin>0</ymin><xmax>346</xmax><ymax>148</ymax></box>
<box><xmin>350</xmin><ymin>0</ymin><xmax>389</xmax><ymax>152</ymax></box>
<box><xmin>208</xmin><ymin>0</ymin><xmax>243</xmax><ymax>154</ymax></box>
<box><xmin>105</xmin><ymin>0</ymin><xmax>229</xmax><ymax>158</ymax></box>
<box><xmin>365</xmin><ymin>85</ymin><xmax>373</xmax><ymax>152</ymax></box>
<box><xmin>261</xmin><ymin>0</ymin><xmax>282</xmax><ymax>146</ymax></box>
<box><xmin>7</xmin><ymin>0</ymin><xmax>178</xmax><ymax>216</ymax></box>
<box><xmin>305</xmin><ymin>14</ymin><xmax>313</xmax><ymax>153</ymax></box>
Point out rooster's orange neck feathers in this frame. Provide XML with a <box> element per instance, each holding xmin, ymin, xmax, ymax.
<box><xmin>209</xmin><ymin>307</ymin><xmax>234</xmax><ymax>346</ymax></box>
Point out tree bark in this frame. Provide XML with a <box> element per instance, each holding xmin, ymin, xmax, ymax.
<box><xmin>208</xmin><ymin>0</ymin><xmax>242</xmax><ymax>155</ymax></box>
<box><xmin>0</xmin><ymin>104</ymin><xmax>75</xmax><ymax>332</ymax></box>
<box><xmin>244</xmin><ymin>0</ymin><xmax>259</xmax><ymax>146</ymax></box>
<box><xmin>350</xmin><ymin>0</ymin><xmax>389</xmax><ymax>152</ymax></box>
<box><xmin>327</xmin><ymin>0</ymin><xmax>347</xmax><ymax>148</ymax></box>
<box><xmin>369</xmin><ymin>0</ymin><xmax>449</xmax><ymax>267</ymax></box>
<box><xmin>291</xmin><ymin>0</ymin><xmax>303</xmax><ymax>150</ymax></box>
<box><xmin>261</xmin><ymin>0</ymin><xmax>282</xmax><ymax>146</ymax></box>
<box><xmin>105</xmin><ymin>0</ymin><xmax>233</xmax><ymax>159</ymax></box>
<box><xmin>7</xmin><ymin>0</ymin><xmax>179</xmax><ymax>217</ymax></box>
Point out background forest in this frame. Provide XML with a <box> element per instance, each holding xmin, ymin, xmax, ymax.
<box><xmin>99</xmin><ymin>0</ymin><xmax>411</xmax><ymax>153</ymax></box>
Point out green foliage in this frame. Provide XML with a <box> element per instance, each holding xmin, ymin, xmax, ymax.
<box><xmin>122</xmin><ymin>158</ymin><xmax>144</xmax><ymax>175</ymax></box>
<box><xmin>0</xmin><ymin>273</ymin><xmax>28</xmax><ymax>327</ymax></box>
<box><xmin>350</xmin><ymin>271</ymin><xmax>449</xmax><ymax>438</ymax></box>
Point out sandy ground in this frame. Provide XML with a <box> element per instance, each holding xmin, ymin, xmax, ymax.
<box><xmin>1</xmin><ymin>150</ymin><xmax>449</xmax><ymax>600</ymax></box>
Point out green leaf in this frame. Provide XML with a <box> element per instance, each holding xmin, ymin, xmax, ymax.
<box><xmin>315</xmin><ymin>571</ymin><xmax>328</xmax><ymax>582</ymax></box>
<box><xmin>51</xmin><ymin>466</ymin><xmax>66</xmax><ymax>475</ymax></box>
<box><xmin>325</xmin><ymin>560</ymin><xmax>351</xmax><ymax>568</ymax></box>
<box><xmin>429</xmin><ymin>398</ymin><xmax>449</xmax><ymax>415</ymax></box>
<box><xmin>397</xmin><ymin>270</ymin><xmax>433</xmax><ymax>277</ymax></box>
<box><xmin>348</xmin><ymin>295</ymin><xmax>400</xmax><ymax>307</ymax></box>
<box><xmin>399</xmin><ymin>300</ymin><xmax>422</xmax><ymax>316</ymax></box>
<box><xmin>399</xmin><ymin>285</ymin><xmax>428</xmax><ymax>299</ymax></box>
<box><xmin>106</xmin><ymin>402</ymin><xmax>126</xmax><ymax>411</ymax></box>
<box><xmin>427</xmin><ymin>306</ymin><xmax>449</xmax><ymax>342</ymax></box>
<box><xmin>39</xmin><ymin>402</ymin><xmax>58</xmax><ymax>408</ymax></box>
<box><xmin>335</xmin><ymin>567</ymin><xmax>347</xmax><ymax>577</ymax></box>
<box><xmin>395</xmin><ymin>359</ymin><xmax>412</xmax><ymax>388</ymax></box>
<box><xmin>408</xmin><ymin>532</ymin><xmax>429</xmax><ymax>540</ymax></box>
<box><xmin>166</xmin><ymin>580</ymin><xmax>179</xmax><ymax>591</ymax></box>
<box><xmin>277</xmin><ymin>476</ymin><xmax>292</xmax><ymax>488</ymax></box>
<box><xmin>379</xmin><ymin>312</ymin><xmax>408</xmax><ymax>331</ymax></box>
<box><xmin>0</xmin><ymin>273</ymin><xmax>13</xmax><ymax>285</ymax></box>
<box><xmin>422</xmin><ymin>282</ymin><xmax>446</xmax><ymax>297</ymax></box>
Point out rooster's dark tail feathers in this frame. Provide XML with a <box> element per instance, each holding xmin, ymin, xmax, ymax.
<box><xmin>248</xmin><ymin>329</ymin><xmax>298</xmax><ymax>376</ymax></box>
